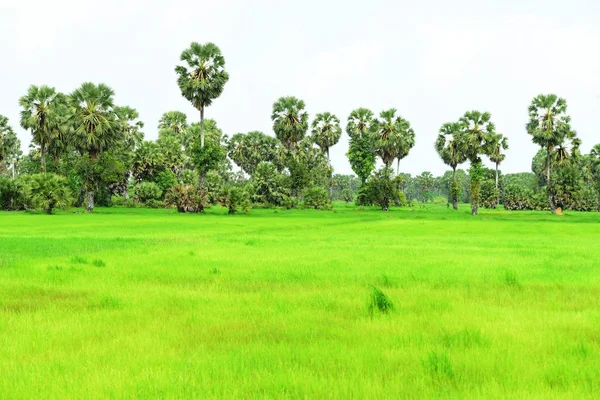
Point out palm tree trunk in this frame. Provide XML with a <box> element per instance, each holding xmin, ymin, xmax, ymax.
<box><xmin>597</xmin><ymin>191</ymin><xmax>600</xmax><ymax>212</ymax></box>
<box><xmin>200</xmin><ymin>107</ymin><xmax>205</xmax><ymax>148</ymax></box>
<box><xmin>546</xmin><ymin>147</ymin><xmax>556</xmax><ymax>213</ymax></box>
<box><xmin>452</xmin><ymin>167</ymin><xmax>458</xmax><ymax>210</ymax></box>
<box><xmin>85</xmin><ymin>190</ymin><xmax>94</xmax><ymax>213</ymax></box>
<box><xmin>396</xmin><ymin>159</ymin><xmax>400</xmax><ymax>175</ymax></box>
<box><xmin>41</xmin><ymin>145</ymin><xmax>46</xmax><ymax>174</ymax></box>
<box><xmin>326</xmin><ymin>148</ymin><xmax>333</xmax><ymax>199</ymax></box>
<box><xmin>495</xmin><ymin>162</ymin><xmax>500</xmax><ymax>206</ymax></box>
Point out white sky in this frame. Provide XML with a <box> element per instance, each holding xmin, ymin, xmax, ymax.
<box><xmin>1</xmin><ymin>0</ymin><xmax>599</xmax><ymax>176</ymax></box>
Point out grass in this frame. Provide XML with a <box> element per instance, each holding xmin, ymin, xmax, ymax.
<box><xmin>1</xmin><ymin>203</ymin><xmax>600</xmax><ymax>398</ymax></box>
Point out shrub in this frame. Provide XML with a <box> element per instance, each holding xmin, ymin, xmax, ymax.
<box><xmin>164</xmin><ymin>185</ymin><xmax>207</xmax><ymax>213</ymax></box>
<box><xmin>303</xmin><ymin>186</ymin><xmax>331</xmax><ymax>210</ymax></box>
<box><xmin>145</xmin><ymin>199</ymin><xmax>164</xmax><ymax>209</ymax></box>
<box><xmin>110</xmin><ymin>195</ymin><xmax>136</xmax><ymax>208</ymax></box>
<box><xmin>366</xmin><ymin>168</ymin><xmax>397</xmax><ymax>211</ymax></box>
<box><xmin>341</xmin><ymin>188</ymin><xmax>354</xmax><ymax>203</ymax></box>
<box><xmin>480</xmin><ymin>179</ymin><xmax>499</xmax><ymax>209</ymax></box>
<box><xmin>180</xmin><ymin>169</ymin><xmax>199</xmax><ymax>185</ymax></box>
<box><xmin>503</xmin><ymin>184</ymin><xmax>547</xmax><ymax>211</ymax></box>
<box><xmin>0</xmin><ymin>176</ymin><xmax>27</xmax><ymax>210</ymax></box>
<box><xmin>154</xmin><ymin>170</ymin><xmax>177</xmax><ymax>196</ymax></box>
<box><xmin>218</xmin><ymin>185</ymin><xmax>251</xmax><ymax>214</ymax></box>
<box><xmin>24</xmin><ymin>173</ymin><xmax>73</xmax><ymax>214</ymax></box>
<box><xmin>251</xmin><ymin>162</ymin><xmax>291</xmax><ymax>207</ymax></box>
<box><xmin>134</xmin><ymin>182</ymin><xmax>162</xmax><ymax>203</ymax></box>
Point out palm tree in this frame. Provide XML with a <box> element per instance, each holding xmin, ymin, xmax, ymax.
<box><xmin>68</xmin><ymin>82</ymin><xmax>122</xmax><ymax>212</ymax></box>
<box><xmin>487</xmin><ymin>133</ymin><xmax>509</xmax><ymax>190</ymax></box>
<box><xmin>271</xmin><ymin>96</ymin><xmax>309</xmax><ymax>150</ymax></box>
<box><xmin>457</xmin><ymin>110</ymin><xmax>496</xmax><ymax>216</ymax></box>
<box><xmin>526</xmin><ymin>94</ymin><xmax>574</xmax><ymax>213</ymax></box>
<box><xmin>373</xmin><ymin>109</ymin><xmax>412</xmax><ymax>169</ymax></box>
<box><xmin>158</xmin><ymin>111</ymin><xmax>188</xmax><ymax>135</ymax></box>
<box><xmin>19</xmin><ymin>85</ymin><xmax>66</xmax><ymax>173</ymax></box>
<box><xmin>394</xmin><ymin>118</ymin><xmax>415</xmax><ymax>175</ymax></box>
<box><xmin>114</xmin><ymin>106</ymin><xmax>144</xmax><ymax>199</ymax></box>
<box><xmin>435</xmin><ymin>122</ymin><xmax>467</xmax><ymax>210</ymax></box>
<box><xmin>0</xmin><ymin>115</ymin><xmax>21</xmax><ymax>177</ymax></box>
<box><xmin>311</xmin><ymin>112</ymin><xmax>342</xmax><ymax>160</ymax></box>
<box><xmin>175</xmin><ymin>42</ymin><xmax>229</xmax><ymax>149</ymax></box>
<box><xmin>228</xmin><ymin>131</ymin><xmax>280</xmax><ymax>175</ymax></box>
<box><xmin>346</xmin><ymin>108</ymin><xmax>376</xmax><ymax>187</ymax></box>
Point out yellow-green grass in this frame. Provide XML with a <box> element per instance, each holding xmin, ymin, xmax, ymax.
<box><xmin>1</xmin><ymin>204</ymin><xmax>600</xmax><ymax>399</ymax></box>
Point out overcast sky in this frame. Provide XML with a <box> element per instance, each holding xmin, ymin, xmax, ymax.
<box><xmin>1</xmin><ymin>0</ymin><xmax>599</xmax><ymax>176</ymax></box>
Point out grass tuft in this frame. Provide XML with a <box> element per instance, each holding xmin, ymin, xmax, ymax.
<box><xmin>502</xmin><ymin>269</ymin><xmax>520</xmax><ymax>287</ymax></box>
<box><xmin>209</xmin><ymin>268</ymin><xmax>221</xmax><ymax>275</ymax></box>
<box><xmin>424</xmin><ymin>351</ymin><xmax>456</xmax><ymax>382</ymax></box>
<box><xmin>70</xmin><ymin>256</ymin><xmax>88</xmax><ymax>264</ymax></box>
<box><xmin>92</xmin><ymin>259</ymin><xmax>106</xmax><ymax>268</ymax></box>
<box><xmin>368</xmin><ymin>286</ymin><xmax>394</xmax><ymax>316</ymax></box>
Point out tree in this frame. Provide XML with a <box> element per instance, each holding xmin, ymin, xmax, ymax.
<box><xmin>67</xmin><ymin>82</ymin><xmax>123</xmax><ymax>212</ymax></box>
<box><xmin>114</xmin><ymin>106</ymin><xmax>144</xmax><ymax>198</ymax></box>
<box><xmin>372</xmin><ymin>109</ymin><xmax>414</xmax><ymax>169</ymax></box>
<box><xmin>19</xmin><ymin>85</ymin><xmax>66</xmax><ymax>173</ymax></box>
<box><xmin>272</xmin><ymin>96</ymin><xmax>309</xmax><ymax>150</ymax></box>
<box><xmin>228</xmin><ymin>131</ymin><xmax>281</xmax><ymax>175</ymax></box>
<box><xmin>415</xmin><ymin>171</ymin><xmax>434</xmax><ymax>203</ymax></box>
<box><xmin>24</xmin><ymin>173</ymin><xmax>72</xmax><ymax>214</ymax></box>
<box><xmin>311</xmin><ymin>112</ymin><xmax>342</xmax><ymax>160</ymax></box>
<box><xmin>0</xmin><ymin>115</ymin><xmax>21</xmax><ymax>178</ymax></box>
<box><xmin>175</xmin><ymin>42</ymin><xmax>229</xmax><ymax>149</ymax></box>
<box><xmin>435</xmin><ymin>122</ymin><xmax>467</xmax><ymax>210</ymax></box>
<box><xmin>346</xmin><ymin>108</ymin><xmax>376</xmax><ymax>200</ymax></box>
<box><xmin>589</xmin><ymin>144</ymin><xmax>600</xmax><ymax>211</ymax></box>
<box><xmin>457</xmin><ymin>110</ymin><xmax>496</xmax><ymax>216</ymax></box>
<box><xmin>487</xmin><ymin>133</ymin><xmax>508</xmax><ymax>190</ymax></box>
<box><xmin>158</xmin><ymin>111</ymin><xmax>188</xmax><ymax>135</ymax></box>
<box><xmin>187</xmin><ymin>120</ymin><xmax>227</xmax><ymax>182</ymax></box>
<box><xmin>366</xmin><ymin>167</ymin><xmax>397</xmax><ymax>211</ymax></box>
<box><xmin>526</xmin><ymin>94</ymin><xmax>575</xmax><ymax>213</ymax></box>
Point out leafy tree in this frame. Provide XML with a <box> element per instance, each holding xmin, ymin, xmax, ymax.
<box><xmin>24</xmin><ymin>173</ymin><xmax>72</xmax><ymax>214</ymax></box>
<box><xmin>435</xmin><ymin>122</ymin><xmax>467</xmax><ymax>209</ymax></box>
<box><xmin>346</xmin><ymin>108</ymin><xmax>376</xmax><ymax>188</ymax></box>
<box><xmin>589</xmin><ymin>144</ymin><xmax>600</xmax><ymax>211</ymax></box>
<box><xmin>19</xmin><ymin>85</ymin><xmax>66</xmax><ymax>173</ymax></box>
<box><xmin>251</xmin><ymin>162</ymin><xmax>290</xmax><ymax>206</ymax></box>
<box><xmin>67</xmin><ymin>82</ymin><xmax>123</xmax><ymax>212</ymax></box>
<box><xmin>526</xmin><ymin>94</ymin><xmax>575</xmax><ymax>213</ymax></box>
<box><xmin>303</xmin><ymin>186</ymin><xmax>331</xmax><ymax>210</ymax></box>
<box><xmin>286</xmin><ymin>138</ymin><xmax>330</xmax><ymax>198</ymax></box>
<box><xmin>415</xmin><ymin>171</ymin><xmax>434</xmax><ymax>203</ymax></box>
<box><xmin>132</xmin><ymin>141</ymin><xmax>165</xmax><ymax>182</ymax></box>
<box><xmin>218</xmin><ymin>184</ymin><xmax>251</xmax><ymax>214</ymax></box>
<box><xmin>133</xmin><ymin>182</ymin><xmax>162</xmax><ymax>203</ymax></box>
<box><xmin>187</xmin><ymin>120</ymin><xmax>227</xmax><ymax>183</ymax></box>
<box><xmin>157</xmin><ymin>135</ymin><xmax>185</xmax><ymax>175</ymax></box>
<box><xmin>272</xmin><ymin>96</ymin><xmax>309</xmax><ymax>150</ymax></box>
<box><xmin>457</xmin><ymin>110</ymin><xmax>497</xmax><ymax>216</ymax></box>
<box><xmin>113</xmin><ymin>106</ymin><xmax>144</xmax><ymax>199</ymax></box>
<box><xmin>366</xmin><ymin>167</ymin><xmax>396</xmax><ymax>211</ymax></box>
<box><xmin>175</xmin><ymin>42</ymin><xmax>229</xmax><ymax>149</ymax></box>
<box><xmin>0</xmin><ymin>115</ymin><xmax>21</xmax><ymax>178</ymax></box>
<box><xmin>373</xmin><ymin>109</ymin><xmax>414</xmax><ymax>169</ymax></box>
<box><xmin>228</xmin><ymin>131</ymin><xmax>281</xmax><ymax>175</ymax></box>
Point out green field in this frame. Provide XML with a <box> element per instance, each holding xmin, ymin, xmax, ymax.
<box><xmin>1</xmin><ymin>205</ymin><xmax>600</xmax><ymax>398</ymax></box>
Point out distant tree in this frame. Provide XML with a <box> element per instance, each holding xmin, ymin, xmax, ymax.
<box><xmin>487</xmin><ymin>133</ymin><xmax>508</xmax><ymax>191</ymax></box>
<box><xmin>67</xmin><ymin>83</ymin><xmax>123</xmax><ymax>212</ymax></box>
<box><xmin>589</xmin><ymin>144</ymin><xmax>600</xmax><ymax>211</ymax></box>
<box><xmin>366</xmin><ymin>167</ymin><xmax>396</xmax><ymax>211</ymax></box>
<box><xmin>435</xmin><ymin>122</ymin><xmax>467</xmax><ymax>210</ymax></box>
<box><xmin>311</xmin><ymin>112</ymin><xmax>342</xmax><ymax>160</ymax></box>
<box><xmin>175</xmin><ymin>42</ymin><xmax>229</xmax><ymax>149</ymax></box>
<box><xmin>346</xmin><ymin>108</ymin><xmax>376</xmax><ymax>204</ymax></box>
<box><xmin>228</xmin><ymin>131</ymin><xmax>281</xmax><ymax>175</ymax></box>
<box><xmin>19</xmin><ymin>85</ymin><xmax>66</xmax><ymax>173</ymax></box>
<box><xmin>187</xmin><ymin>120</ymin><xmax>227</xmax><ymax>183</ymax></box>
<box><xmin>457</xmin><ymin>110</ymin><xmax>497</xmax><ymax>216</ymax></box>
<box><xmin>0</xmin><ymin>115</ymin><xmax>21</xmax><ymax>178</ymax></box>
<box><xmin>373</xmin><ymin>109</ymin><xmax>414</xmax><ymax>169</ymax></box>
<box><xmin>415</xmin><ymin>171</ymin><xmax>434</xmax><ymax>203</ymax></box>
<box><xmin>526</xmin><ymin>94</ymin><xmax>575</xmax><ymax>213</ymax></box>
<box><xmin>272</xmin><ymin>96</ymin><xmax>309</xmax><ymax>150</ymax></box>
<box><xmin>158</xmin><ymin>111</ymin><xmax>188</xmax><ymax>135</ymax></box>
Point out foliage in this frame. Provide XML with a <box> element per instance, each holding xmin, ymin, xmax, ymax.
<box><xmin>368</xmin><ymin>286</ymin><xmax>394</xmax><ymax>316</ymax></box>
<box><xmin>366</xmin><ymin>167</ymin><xmax>397</xmax><ymax>211</ymax></box>
<box><xmin>346</xmin><ymin>108</ymin><xmax>376</xmax><ymax>185</ymax></box>
<box><xmin>251</xmin><ymin>162</ymin><xmax>291</xmax><ymax>207</ymax></box>
<box><xmin>272</xmin><ymin>97</ymin><xmax>309</xmax><ymax>150</ymax></box>
<box><xmin>0</xmin><ymin>115</ymin><xmax>21</xmax><ymax>174</ymax></box>
<box><xmin>503</xmin><ymin>185</ymin><xmax>548</xmax><ymax>211</ymax></box>
<box><xmin>479</xmin><ymin>180</ymin><xmax>499</xmax><ymax>209</ymax></box>
<box><xmin>373</xmin><ymin>109</ymin><xmax>415</xmax><ymax>168</ymax></box>
<box><xmin>164</xmin><ymin>184</ymin><xmax>207</xmax><ymax>213</ymax></box>
<box><xmin>218</xmin><ymin>184</ymin><xmax>252</xmax><ymax>214</ymax></box>
<box><xmin>228</xmin><ymin>131</ymin><xmax>282</xmax><ymax>175</ymax></box>
<box><xmin>110</xmin><ymin>195</ymin><xmax>136</xmax><ymax>208</ymax></box>
<box><xmin>303</xmin><ymin>186</ymin><xmax>331</xmax><ymax>210</ymax></box>
<box><xmin>415</xmin><ymin>172</ymin><xmax>434</xmax><ymax>203</ymax></box>
<box><xmin>0</xmin><ymin>176</ymin><xmax>27</xmax><ymax>210</ymax></box>
<box><xmin>154</xmin><ymin>169</ymin><xmax>178</xmax><ymax>196</ymax></box>
<box><xmin>188</xmin><ymin>120</ymin><xmax>227</xmax><ymax>179</ymax></box>
<box><xmin>311</xmin><ymin>112</ymin><xmax>342</xmax><ymax>159</ymax></box>
<box><xmin>134</xmin><ymin>182</ymin><xmax>162</xmax><ymax>203</ymax></box>
<box><xmin>145</xmin><ymin>199</ymin><xmax>164</xmax><ymax>209</ymax></box>
<box><xmin>22</xmin><ymin>173</ymin><xmax>72</xmax><ymax>214</ymax></box>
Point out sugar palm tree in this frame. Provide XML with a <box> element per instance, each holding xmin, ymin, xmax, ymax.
<box><xmin>435</xmin><ymin>122</ymin><xmax>467</xmax><ymax>210</ymax></box>
<box><xmin>526</xmin><ymin>94</ymin><xmax>574</xmax><ymax>213</ymax></box>
<box><xmin>272</xmin><ymin>96</ymin><xmax>309</xmax><ymax>150</ymax></box>
<box><xmin>175</xmin><ymin>42</ymin><xmax>229</xmax><ymax>149</ymax></box>
<box><xmin>158</xmin><ymin>111</ymin><xmax>188</xmax><ymax>135</ymax></box>
<box><xmin>487</xmin><ymin>133</ymin><xmax>509</xmax><ymax>190</ymax></box>
<box><xmin>68</xmin><ymin>82</ymin><xmax>122</xmax><ymax>212</ymax></box>
<box><xmin>373</xmin><ymin>109</ymin><xmax>413</xmax><ymax>169</ymax></box>
<box><xmin>19</xmin><ymin>85</ymin><xmax>66</xmax><ymax>173</ymax></box>
<box><xmin>0</xmin><ymin>115</ymin><xmax>21</xmax><ymax>178</ymax></box>
<box><xmin>311</xmin><ymin>112</ymin><xmax>342</xmax><ymax>160</ymax></box>
<box><xmin>457</xmin><ymin>110</ymin><xmax>496</xmax><ymax>216</ymax></box>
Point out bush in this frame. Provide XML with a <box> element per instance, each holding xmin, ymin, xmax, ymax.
<box><xmin>218</xmin><ymin>185</ymin><xmax>251</xmax><ymax>214</ymax></box>
<box><xmin>0</xmin><ymin>176</ymin><xmax>27</xmax><ymax>210</ymax></box>
<box><xmin>251</xmin><ymin>162</ymin><xmax>292</xmax><ymax>207</ymax></box>
<box><xmin>503</xmin><ymin>184</ymin><xmax>547</xmax><ymax>211</ymax></box>
<box><xmin>154</xmin><ymin>170</ymin><xmax>177</xmax><ymax>196</ymax></box>
<box><xmin>145</xmin><ymin>199</ymin><xmax>164</xmax><ymax>209</ymax></box>
<box><xmin>110</xmin><ymin>195</ymin><xmax>136</xmax><ymax>208</ymax></box>
<box><xmin>366</xmin><ymin>168</ymin><xmax>397</xmax><ymax>211</ymax></box>
<box><xmin>341</xmin><ymin>188</ymin><xmax>354</xmax><ymax>203</ymax></box>
<box><xmin>23</xmin><ymin>173</ymin><xmax>73</xmax><ymax>214</ymax></box>
<box><xmin>134</xmin><ymin>182</ymin><xmax>162</xmax><ymax>203</ymax></box>
<box><xmin>164</xmin><ymin>185</ymin><xmax>207</xmax><ymax>213</ymax></box>
<box><xmin>480</xmin><ymin>180</ymin><xmax>499</xmax><ymax>209</ymax></box>
<box><xmin>180</xmin><ymin>169</ymin><xmax>199</xmax><ymax>185</ymax></box>
<box><xmin>302</xmin><ymin>186</ymin><xmax>331</xmax><ymax>210</ymax></box>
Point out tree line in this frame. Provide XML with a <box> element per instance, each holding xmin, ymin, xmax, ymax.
<box><xmin>1</xmin><ymin>42</ymin><xmax>599</xmax><ymax>215</ymax></box>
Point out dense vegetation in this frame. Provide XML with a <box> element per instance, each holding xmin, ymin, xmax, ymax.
<box><xmin>1</xmin><ymin>42</ymin><xmax>599</xmax><ymax>215</ymax></box>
